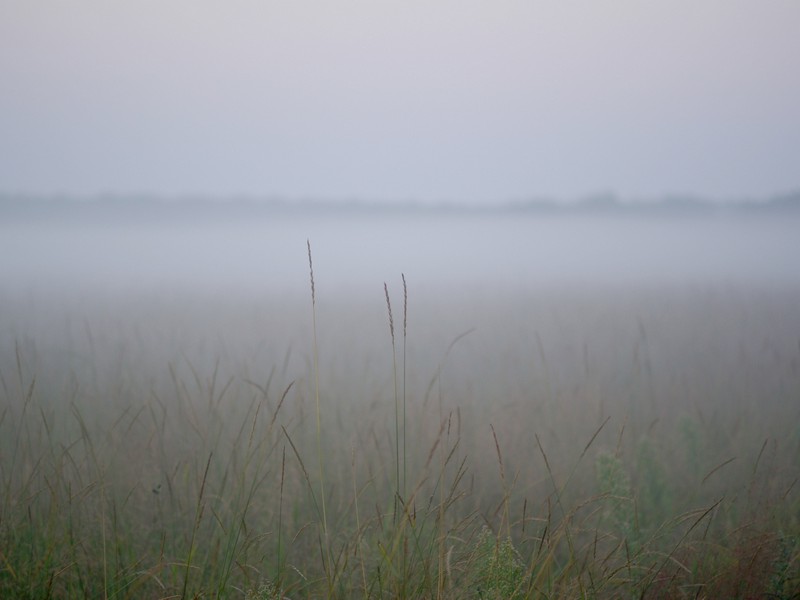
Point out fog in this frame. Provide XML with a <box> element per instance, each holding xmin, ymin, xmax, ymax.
<box><xmin>2</xmin><ymin>208</ymin><xmax>799</xmax><ymax>299</ymax></box>
<box><xmin>3</xmin><ymin>202</ymin><xmax>799</xmax><ymax>396</ymax></box>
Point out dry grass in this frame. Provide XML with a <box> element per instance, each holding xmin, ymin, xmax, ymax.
<box><xmin>1</xmin><ymin>277</ymin><xmax>799</xmax><ymax>598</ymax></box>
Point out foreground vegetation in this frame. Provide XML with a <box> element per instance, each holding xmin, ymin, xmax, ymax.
<box><xmin>1</xmin><ymin>267</ymin><xmax>799</xmax><ymax>598</ymax></box>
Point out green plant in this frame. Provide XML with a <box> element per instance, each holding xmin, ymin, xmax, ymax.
<box><xmin>470</xmin><ymin>526</ymin><xmax>525</xmax><ymax>599</ymax></box>
<box><xmin>635</xmin><ymin>436</ymin><xmax>671</xmax><ymax>530</ymax></box>
<box><xmin>595</xmin><ymin>451</ymin><xmax>637</xmax><ymax>545</ymax></box>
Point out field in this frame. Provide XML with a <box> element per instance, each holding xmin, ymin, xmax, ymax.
<box><xmin>2</xmin><ymin>239</ymin><xmax>800</xmax><ymax>598</ymax></box>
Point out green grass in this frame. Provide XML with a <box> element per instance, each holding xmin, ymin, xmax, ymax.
<box><xmin>1</xmin><ymin>275</ymin><xmax>799</xmax><ymax>598</ymax></box>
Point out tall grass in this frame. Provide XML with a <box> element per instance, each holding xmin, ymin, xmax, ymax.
<box><xmin>1</xmin><ymin>256</ymin><xmax>799</xmax><ymax>598</ymax></box>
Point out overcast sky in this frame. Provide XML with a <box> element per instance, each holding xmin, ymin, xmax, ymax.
<box><xmin>2</xmin><ymin>1</ymin><xmax>799</xmax><ymax>203</ymax></box>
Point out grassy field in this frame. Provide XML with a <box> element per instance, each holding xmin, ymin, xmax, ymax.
<box><xmin>1</xmin><ymin>265</ymin><xmax>799</xmax><ymax>598</ymax></box>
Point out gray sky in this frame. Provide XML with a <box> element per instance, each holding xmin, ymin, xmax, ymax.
<box><xmin>2</xmin><ymin>1</ymin><xmax>799</xmax><ymax>203</ymax></box>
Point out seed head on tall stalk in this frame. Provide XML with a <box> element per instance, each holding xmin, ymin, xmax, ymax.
<box><xmin>384</xmin><ymin>282</ymin><xmax>401</xmax><ymax>520</ymax></box>
<box><xmin>307</xmin><ymin>240</ymin><xmax>330</xmax><ymax>581</ymax></box>
<box><xmin>401</xmin><ymin>274</ymin><xmax>408</xmax><ymax>498</ymax></box>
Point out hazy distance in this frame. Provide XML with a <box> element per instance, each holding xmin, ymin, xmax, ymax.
<box><xmin>2</xmin><ymin>198</ymin><xmax>798</xmax><ymax>299</ymax></box>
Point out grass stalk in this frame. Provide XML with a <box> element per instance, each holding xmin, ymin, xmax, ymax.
<box><xmin>307</xmin><ymin>240</ymin><xmax>331</xmax><ymax>586</ymax></box>
<box><xmin>277</xmin><ymin>445</ymin><xmax>286</xmax><ymax>589</ymax></box>
<box><xmin>351</xmin><ymin>445</ymin><xmax>368</xmax><ymax>596</ymax></box>
<box><xmin>384</xmin><ymin>282</ymin><xmax>401</xmax><ymax>520</ymax></box>
<box><xmin>402</xmin><ymin>274</ymin><xmax>410</xmax><ymax>598</ymax></box>
<box><xmin>490</xmin><ymin>423</ymin><xmax>512</xmax><ymax>540</ymax></box>
<box><xmin>182</xmin><ymin>451</ymin><xmax>212</xmax><ymax>600</ymax></box>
